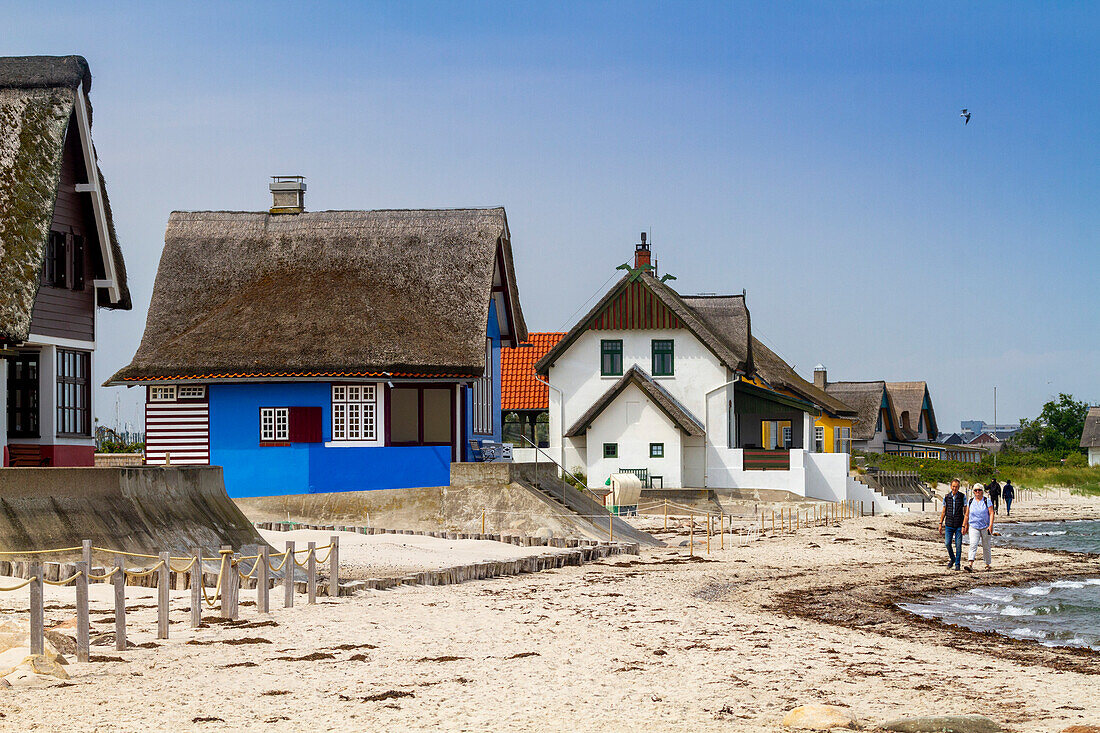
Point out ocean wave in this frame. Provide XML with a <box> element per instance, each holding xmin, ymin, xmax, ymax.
<box><xmin>1052</xmin><ymin>580</ymin><xmax>1085</xmax><ymax>589</ymax></box>
<box><xmin>1000</xmin><ymin>605</ymin><xmax>1036</xmax><ymax>616</ymax></box>
<box><xmin>1024</xmin><ymin>585</ymin><xmax>1052</xmax><ymax>596</ymax></box>
<box><xmin>1029</xmin><ymin>530</ymin><xmax>1068</xmax><ymax>536</ymax></box>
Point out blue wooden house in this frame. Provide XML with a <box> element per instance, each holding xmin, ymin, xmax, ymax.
<box><xmin>108</xmin><ymin>181</ymin><xmax>526</xmax><ymax>497</ymax></box>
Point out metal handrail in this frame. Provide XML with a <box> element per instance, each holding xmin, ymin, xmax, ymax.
<box><xmin>515</xmin><ymin>435</ymin><xmax>603</xmax><ymax>503</ymax></box>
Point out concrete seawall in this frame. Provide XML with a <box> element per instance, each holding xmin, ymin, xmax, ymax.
<box><xmin>0</xmin><ymin>466</ymin><xmax>268</xmax><ymax>558</ymax></box>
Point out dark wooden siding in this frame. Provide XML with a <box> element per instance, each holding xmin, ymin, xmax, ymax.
<box><xmin>28</xmin><ymin>113</ymin><xmax>96</xmax><ymax>342</ymax></box>
<box><xmin>587</xmin><ymin>280</ymin><xmax>683</xmax><ymax>331</ymax></box>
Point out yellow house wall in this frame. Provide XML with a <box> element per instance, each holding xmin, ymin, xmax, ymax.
<box><xmin>814</xmin><ymin>415</ymin><xmax>855</xmax><ymax>452</ymax></box>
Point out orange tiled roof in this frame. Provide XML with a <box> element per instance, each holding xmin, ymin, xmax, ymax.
<box><xmin>501</xmin><ymin>332</ymin><xmax>564</xmax><ymax>411</ymax></box>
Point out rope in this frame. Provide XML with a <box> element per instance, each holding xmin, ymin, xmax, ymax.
<box><xmin>0</xmin><ymin>577</ymin><xmax>37</xmax><ymax>591</ymax></box>
<box><xmin>87</xmin><ymin>568</ymin><xmax>119</xmax><ymax>581</ymax></box>
<box><xmin>42</xmin><ymin>571</ymin><xmax>83</xmax><ymax>586</ymax></box>
<box><xmin>267</xmin><ymin>552</ymin><xmax>291</xmax><ymax>572</ymax></box>
<box><xmin>315</xmin><ymin>546</ymin><xmax>334</xmax><ymax>565</ymax></box>
<box><xmin>123</xmin><ymin>561</ymin><xmax>166</xmax><ymax>579</ymax></box>
<box><xmin>0</xmin><ymin>546</ymin><xmax>82</xmax><ymax>556</ymax></box>
<box><xmin>169</xmin><ymin>557</ymin><xmax>198</xmax><ymax>574</ymax></box>
<box><xmin>237</xmin><ymin>559</ymin><xmax>260</xmax><ymax>580</ymax></box>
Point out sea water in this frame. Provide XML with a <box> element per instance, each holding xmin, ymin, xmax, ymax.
<box><xmin>902</xmin><ymin>520</ymin><xmax>1100</xmax><ymax>651</ymax></box>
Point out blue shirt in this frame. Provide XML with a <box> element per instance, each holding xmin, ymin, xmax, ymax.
<box><xmin>968</xmin><ymin>497</ymin><xmax>993</xmax><ymax>529</ymax></box>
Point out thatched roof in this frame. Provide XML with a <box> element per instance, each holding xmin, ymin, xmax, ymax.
<box><xmin>0</xmin><ymin>55</ymin><xmax>130</xmax><ymax>342</ymax></box>
<box><xmin>565</xmin><ymin>365</ymin><xmax>704</xmax><ymax>438</ymax></box>
<box><xmin>824</xmin><ymin>381</ymin><xmax>889</xmax><ymax>441</ymax></box>
<box><xmin>749</xmin><ymin>338</ymin><xmax>855</xmax><ymax>418</ymax></box>
<box><xmin>1081</xmin><ymin>406</ymin><xmax>1100</xmax><ymax>449</ymax></box>
<box><xmin>535</xmin><ymin>274</ymin><xmax>752</xmax><ymax>375</ymax></box>
<box><xmin>108</xmin><ymin>207</ymin><xmax>525</xmax><ymax>383</ymax></box>
<box><xmin>885</xmin><ymin>381</ymin><xmax>935</xmax><ymax>439</ymax></box>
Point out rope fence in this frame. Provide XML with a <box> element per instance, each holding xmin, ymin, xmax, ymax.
<box><xmin>0</xmin><ymin>536</ymin><xmax>341</xmax><ymax>664</ymax></box>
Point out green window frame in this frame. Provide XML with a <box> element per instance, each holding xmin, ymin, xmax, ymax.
<box><xmin>651</xmin><ymin>339</ymin><xmax>674</xmax><ymax>376</ymax></box>
<box><xmin>650</xmin><ymin>442</ymin><xmax>664</xmax><ymax>458</ymax></box>
<box><xmin>603</xmin><ymin>443</ymin><xmax>618</xmax><ymax>459</ymax></box>
<box><xmin>600</xmin><ymin>339</ymin><xmax>623</xmax><ymax>376</ymax></box>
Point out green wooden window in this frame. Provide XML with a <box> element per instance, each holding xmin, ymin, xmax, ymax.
<box><xmin>603</xmin><ymin>443</ymin><xmax>618</xmax><ymax>459</ymax></box>
<box><xmin>651</xmin><ymin>339</ymin><xmax>674</xmax><ymax>376</ymax></box>
<box><xmin>650</xmin><ymin>442</ymin><xmax>664</xmax><ymax>458</ymax></box>
<box><xmin>601</xmin><ymin>340</ymin><xmax>623</xmax><ymax>376</ymax></box>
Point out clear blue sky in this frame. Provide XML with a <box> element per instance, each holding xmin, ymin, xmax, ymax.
<box><xmin>6</xmin><ymin>2</ymin><xmax>1098</xmax><ymax>432</ymax></box>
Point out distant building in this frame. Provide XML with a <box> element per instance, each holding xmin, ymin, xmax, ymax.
<box><xmin>501</xmin><ymin>332</ymin><xmax>564</xmax><ymax>449</ymax></box>
<box><xmin>961</xmin><ymin>420</ymin><xmax>1021</xmax><ymax>439</ymax></box>
<box><xmin>1081</xmin><ymin>406</ymin><xmax>1100</xmax><ymax>467</ymax></box>
<box><xmin>967</xmin><ymin>431</ymin><xmax>1005</xmax><ymax>453</ymax></box>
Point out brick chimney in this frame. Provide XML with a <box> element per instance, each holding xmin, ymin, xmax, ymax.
<box><xmin>634</xmin><ymin>232</ymin><xmax>651</xmax><ymax>270</ymax></box>
<box><xmin>270</xmin><ymin>175</ymin><xmax>306</xmax><ymax>214</ymax></box>
<box><xmin>813</xmin><ymin>364</ymin><xmax>827</xmax><ymax>390</ymax></box>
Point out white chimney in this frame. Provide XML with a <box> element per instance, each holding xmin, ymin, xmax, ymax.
<box><xmin>269</xmin><ymin>175</ymin><xmax>306</xmax><ymax>214</ymax></box>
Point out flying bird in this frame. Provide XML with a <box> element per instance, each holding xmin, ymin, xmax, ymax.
<box><xmin>960</xmin><ymin>109</ymin><xmax>971</xmax><ymax>125</ymax></box>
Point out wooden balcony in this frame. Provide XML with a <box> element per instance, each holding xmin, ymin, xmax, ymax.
<box><xmin>742</xmin><ymin>448</ymin><xmax>790</xmax><ymax>471</ymax></box>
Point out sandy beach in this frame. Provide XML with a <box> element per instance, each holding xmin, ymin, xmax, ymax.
<box><xmin>1</xmin><ymin>494</ymin><xmax>1098</xmax><ymax>732</ymax></box>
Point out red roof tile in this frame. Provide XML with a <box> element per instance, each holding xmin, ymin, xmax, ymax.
<box><xmin>501</xmin><ymin>332</ymin><xmax>564</xmax><ymax>411</ymax></box>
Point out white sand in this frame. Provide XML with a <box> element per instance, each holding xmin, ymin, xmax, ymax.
<box><xmin>0</xmin><ymin>493</ymin><xmax>1096</xmax><ymax>731</ymax></box>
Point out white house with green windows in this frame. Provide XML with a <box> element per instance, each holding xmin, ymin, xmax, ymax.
<box><xmin>533</xmin><ymin>239</ymin><xmax>897</xmax><ymax>511</ymax></box>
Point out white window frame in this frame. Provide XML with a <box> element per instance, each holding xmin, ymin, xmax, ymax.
<box><xmin>472</xmin><ymin>338</ymin><xmax>494</xmax><ymax>435</ymax></box>
<box><xmin>331</xmin><ymin>384</ymin><xmax>377</xmax><ymax>441</ymax></box>
<box><xmin>178</xmin><ymin>385</ymin><xmax>206</xmax><ymax>399</ymax></box>
<box><xmin>814</xmin><ymin>426</ymin><xmax>825</xmax><ymax>453</ymax></box>
<box><xmin>260</xmin><ymin>407</ymin><xmax>289</xmax><ymax>442</ymax></box>
<box><xmin>782</xmin><ymin>426</ymin><xmax>792</xmax><ymax>449</ymax></box>
<box><xmin>834</xmin><ymin>426</ymin><xmax>851</xmax><ymax>454</ymax></box>
<box><xmin>150</xmin><ymin>385</ymin><xmax>177</xmax><ymax>402</ymax></box>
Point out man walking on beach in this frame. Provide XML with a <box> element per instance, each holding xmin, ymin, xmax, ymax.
<box><xmin>1002</xmin><ymin>480</ymin><xmax>1015</xmax><ymax>516</ymax></box>
<box><xmin>939</xmin><ymin>479</ymin><xmax>966</xmax><ymax>571</ymax></box>
<box><xmin>988</xmin><ymin>478</ymin><xmax>1002</xmax><ymax>513</ymax></box>
<box><xmin>963</xmin><ymin>484</ymin><xmax>995</xmax><ymax>572</ymax></box>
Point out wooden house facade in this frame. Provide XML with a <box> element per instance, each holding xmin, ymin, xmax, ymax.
<box><xmin>108</xmin><ymin>195</ymin><xmax>526</xmax><ymax>497</ymax></box>
<box><xmin>0</xmin><ymin>56</ymin><xmax>131</xmax><ymax>466</ymax></box>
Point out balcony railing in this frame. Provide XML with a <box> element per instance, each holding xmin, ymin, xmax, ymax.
<box><xmin>742</xmin><ymin>448</ymin><xmax>791</xmax><ymax>471</ymax></box>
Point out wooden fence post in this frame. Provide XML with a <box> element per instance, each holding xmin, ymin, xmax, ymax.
<box><xmin>75</xmin><ymin>561</ymin><xmax>89</xmax><ymax>662</ymax></box>
<box><xmin>82</xmin><ymin>539</ymin><xmax>92</xmax><ymax>574</ymax></box>
<box><xmin>706</xmin><ymin>514</ymin><xmax>711</xmax><ymax>554</ymax></box>
<box><xmin>689</xmin><ymin>513</ymin><xmax>694</xmax><ymax>557</ymax></box>
<box><xmin>664</xmin><ymin>500</ymin><xmax>668</xmax><ymax>531</ymax></box>
<box><xmin>307</xmin><ymin>542</ymin><xmax>317</xmax><ymax>604</ymax></box>
<box><xmin>226</xmin><ymin>549</ymin><xmax>239</xmax><ymax>620</ymax></box>
<box><xmin>157</xmin><ymin>552</ymin><xmax>170</xmax><ymax>639</ymax></box>
<box><xmin>190</xmin><ymin>548</ymin><xmax>202</xmax><ymax>628</ymax></box>
<box><xmin>219</xmin><ymin>546</ymin><xmax>232</xmax><ymax>619</ymax></box>
<box><xmin>258</xmin><ymin>546</ymin><xmax>270</xmax><ymax>613</ymax></box>
<box><xmin>114</xmin><ymin>555</ymin><xmax>126</xmax><ymax>652</ymax></box>
<box><xmin>329</xmin><ymin>536</ymin><xmax>339</xmax><ymax>598</ymax></box>
<box><xmin>720</xmin><ymin>514</ymin><xmax>725</xmax><ymax>550</ymax></box>
<box><xmin>284</xmin><ymin>541</ymin><xmax>295</xmax><ymax>608</ymax></box>
<box><xmin>29</xmin><ymin>562</ymin><xmax>44</xmax><ymax>656</ymax></box>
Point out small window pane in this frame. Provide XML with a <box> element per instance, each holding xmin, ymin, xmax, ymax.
<box><xmin>651</xmin><ymin>340</ymin><xmax>674</xmax><ymax>376</ymax></box>
<box><xmin>603</xmin><ymin>443</ymin><xmax>618</xmax><ymax>459</ymax></box>
<box><xmin>422</xmin><ymin>388</ymin><xmax>452</xmax><ymax>444</ymax></box>
<box><xmin>650</xmin><ymin>443</ymin><xmax>664</xmax><ymax>458</ymax></box>
<box><xmin>390</xmin><ymin>388</ymin><xmax>420</xmax><ymax>443</ymax></box>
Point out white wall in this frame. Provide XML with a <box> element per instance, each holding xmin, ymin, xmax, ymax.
<box><xmin>584</xmin><ymin>382</ymin><xmax>683</xmax><ymax>488</ymax></box>
<box><xmin>845</xmin><ymin>476</ymin><xmax>909</xmax><ymax>514</ymax></box>
<box><xmin>1090</xmin><ymin>447</ymin><xmax>1100</xmax><ymax>467</ymax></box>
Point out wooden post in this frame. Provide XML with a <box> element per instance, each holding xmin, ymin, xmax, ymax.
<box><xmin>771</xmin><ymin>510</ymin><xmax>775</xmax><ymax>532</ymax></box>
<box><xmin>219</xmin><ymin>546</ymin><xmax>232</xmax><ymax>619</ymax></box>
<box><xmin>481</xmin><ymin>510</ymin><xmax>486</xmax><ymax>535</ymax></box>
<box><xmin>228</xmin><ymin>552</ymin><xmax>239</xmax><ymax>620</ymax></box>
<box><xmin>190</xmin><ymin>548</ymin><xmax>202</xmax><ymax>628</ymax></box>
<box><xmin>284</xmin><ymin>541</ymin><xmax>295</xmax><ymax>608</ymax></box>
<box><xmin>329</xmin><ymin>536</ymin><xmax>339</xmax><ymax>598</ymax></box>
<box><xmin>664</xmin><ymin>500</ymin><xmax>668</xmax><ymax>531</ymax></box>
<box><xmin>609</xmin><ymin>510</ymin><xmax>613</xmax><ymax>542</ymax></box>
<box><xmin>689</xmin><ymin>513</ymin><xmax>694</xmax><ymax>557</ymax></box>
<box><xmin>29</xmin><ymin>562</ymin><xmax>44</xmax><ymax>656</ymax></box>
<box><xmin>307</xmin><ymin>542</ymin><xmax>317</xmax><ymax>604</ymax></box>
<box><xmin>706</xmin><ymin>514</ymin><xmax>711</xmax><ymax>554</ymax></box>
<box><xmin>157</xmin><ymin>552</ymin><xmax>169</xmax><ymax>640</ymax></box>
<box><xmin>82</xmin><ymin>539</ymin><xmax>92</xmax><ymax>574</ymax></box>
<box><xmin>258</xmin><ymin>546</ymin><xmax>270</xmax><ymax>613</ymax></box>
<box><xmin>75</xmin><ymin>561</ymin><xmax>89</xmax><ymax>662</ymax></box>
<box><xmin>720</xmin><ymin>514</ymin><xmax>725</xmax><ymax>550</ymax></box>
<box><xmin>114</xmin><ymin>555</ymin><xmax>126</xmax><ymax>652</ymax></box>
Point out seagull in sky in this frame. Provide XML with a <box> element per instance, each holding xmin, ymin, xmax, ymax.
<box><xmin>960</xmin><ymin>109</ymin><xmax>971</xmax><ymax>125</ymax></box>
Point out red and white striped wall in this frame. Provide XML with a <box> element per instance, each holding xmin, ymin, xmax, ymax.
<box><xmin>144</xmin><ymin>386</ymin><xmax>209</xmax><ymax>465</ymax></box>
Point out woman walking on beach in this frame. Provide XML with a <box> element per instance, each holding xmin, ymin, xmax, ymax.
<box><xmin>963</xmin><ymin>484</ymin><xmax>995</xmax><ymax>572</ymax></box>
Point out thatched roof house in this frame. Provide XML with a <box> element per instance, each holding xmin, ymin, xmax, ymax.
<box><xmin>109</xmin><ymin>207</ymin><xmax>525</xmax><ymax>383</ymax></box>
<box><xmin>0</xmin><ymin>55</ymin><xmax>130</xmax><ymax>343</ymax></box>
<box><xmin>824</xmin><ymin>380</ymin><xmax>892</xmax><ymax>441</ymax></box>
<box><xmin>1081</xmin><ymin>406</ymin><xmax>1100</xmax><ymax>449</ymax></box>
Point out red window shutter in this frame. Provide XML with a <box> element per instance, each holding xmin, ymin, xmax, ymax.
<box><xmin>288</xmin><ymin>406</ymin><xmax>322</xmax><ymax>443</ymax></box>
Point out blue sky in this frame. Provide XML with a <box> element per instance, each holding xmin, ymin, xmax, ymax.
<box><xmin>5</xmin><ymin>2</ymin><xmax>1098</xmax><ymax>432</ymax></box>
